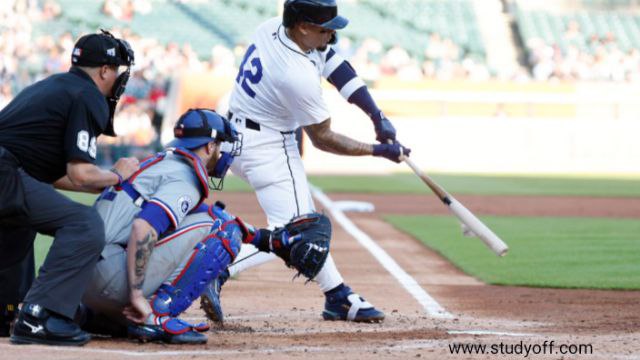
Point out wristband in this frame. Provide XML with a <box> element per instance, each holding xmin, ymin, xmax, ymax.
<box><xmin>110</xmin><ymin>168</ymin><xmax>123</xmax><ymax>185</ymax></box>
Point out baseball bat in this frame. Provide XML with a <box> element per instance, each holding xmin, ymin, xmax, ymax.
<box><xmin>402</xmin><ymin>156</ymin><xmax>508</xmax><ymax>257</ymax></box>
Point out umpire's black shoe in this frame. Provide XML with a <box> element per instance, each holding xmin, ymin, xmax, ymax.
<box><xmin>10</xmin><ymin>303</ymin><xmax>91</xmax><ymax>346</ymax></box>
<box><xmin>0</xmin><ymin>303</ymin><xmax>17</xmax><ymax>337</ymax></box>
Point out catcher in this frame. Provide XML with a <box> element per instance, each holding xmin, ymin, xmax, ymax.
<box><xmin>80</xmin><ymin>108</ymin><xmax>331</xmax><ymax>344</ymax></box>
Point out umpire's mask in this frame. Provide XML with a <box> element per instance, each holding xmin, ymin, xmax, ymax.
<box><xmin>72</xmin><ymin>29</ymin><xmax>135</xmax><ymax>136</ymax></box>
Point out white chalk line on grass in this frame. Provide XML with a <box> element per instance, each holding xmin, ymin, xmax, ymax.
<box><xmin>310</xmin><ymin>185</ymin><xmax>454</xmax><ymax>319</ymax></box>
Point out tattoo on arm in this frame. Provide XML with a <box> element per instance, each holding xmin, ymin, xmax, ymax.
<box><xmin>132</xmin><ymin>231</ymin><xmax>157</xmax><ymax>290</ymax></box>
<box><xmin>304</xmin><ymin>119</ymin><xmax>373</xmax><ymax>156</ymax></box>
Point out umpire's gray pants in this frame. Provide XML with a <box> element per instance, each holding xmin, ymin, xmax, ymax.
<box><xmin>0</xmin><ymin>170</ymin><xmax>105</xmax><ymax>319</ymax></box>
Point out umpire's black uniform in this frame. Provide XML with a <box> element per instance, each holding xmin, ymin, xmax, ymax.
<box><xmin>0</xmin><ymin>31</ymin><xmax>133</xmax><ymax>346</ymax></box>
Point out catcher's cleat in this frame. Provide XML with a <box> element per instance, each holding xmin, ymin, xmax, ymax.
<box><xmin>10</xmin><ymin>303</ymin><xmax>91</xmax><ymax>346</ymax></box>
<box><xmin>1</xmin><ymin>303</ymin><xmax>17</xmax><ymax>337</ymax></box>
<box><xmin>127</xmin><ymin>321</ymin><xmax>207</xmax><ymax>345</ymax></box>
<box><xmin>322</xmin><ymin>285</ymin><xmax>385</xmax><ymax>323</ymax></box>
<box><xmin>200</xmin><ymin>269</ymin><xmax>229</xmax><ymax>325</ymax></box>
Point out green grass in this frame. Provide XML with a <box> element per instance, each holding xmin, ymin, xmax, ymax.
<box><xmin>229</xmin><ymin>173</ymin><xmax>640</xmax><ymax>196</ymax></box>
<box><xmin>34</xmin><ymin>175</ymin><xmax>640</xmax><ymax>290</ymax></box>
<box><xmin>385</xmin><ymin>215</ymin><xmax>640</xmax><ymax>290</ymax></box>
<box><xmin>51</xmin><ymin>173</ymin><xmax>640</xmax><ymax>198</ymax></box>
<box><xmin>307</xmin><ymin>173</ymin><xmax>640</xmax><ymax>197</ymax></box>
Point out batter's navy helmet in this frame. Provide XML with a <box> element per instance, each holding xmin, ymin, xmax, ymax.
<box><xmin>168</xmin><ymin>109</ymin><xmax>237</xmax><ymax>150</ymax></box>
<box><xmin>283</xmin><ymin>0</ymin><xmax>349</xmax><ymax>30</ymax></box>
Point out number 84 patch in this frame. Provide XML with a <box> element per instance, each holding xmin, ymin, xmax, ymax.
<box><xmin>77</xmin><ymin>130</ymin><xmax>97</xmax><ymax>158</ymax></box>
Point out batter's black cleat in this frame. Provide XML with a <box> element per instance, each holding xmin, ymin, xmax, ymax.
<box><xmin>322</xmin><ymin>284</ymin><xmax>385</xmax><ymax>323</ymax></box>
<box><xmin>10</xmin><ymin>303</ymin><xmax>91</xmax><ymax>346</ymax></box>
<box><xmin>1</xmin><ymin>303</ymin><xmax>17</xmax><ymax>337</ymax></box>
<box><xmin>200</xmin><ymin>269</ymin><xmax>229</xmax><ymax>325</ymax></box>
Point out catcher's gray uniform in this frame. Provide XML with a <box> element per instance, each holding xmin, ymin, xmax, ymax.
<box><xmin>83</xmin><ymin>149</ymin><xmax>210</xmax><ymax>323</ymax></box>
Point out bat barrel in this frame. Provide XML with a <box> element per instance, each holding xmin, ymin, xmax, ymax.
<box><xmin>449</xmin><ymin>197</ymin><xmax>509</xmax><ymax>256</ymax></box>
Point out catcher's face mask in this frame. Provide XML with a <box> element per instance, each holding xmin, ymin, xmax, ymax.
<box><xmin>208</xmin><ymin>126</ymin><xmax>242</xmax><ymax>191</ymax></box>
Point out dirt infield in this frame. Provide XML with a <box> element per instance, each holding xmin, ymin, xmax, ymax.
<box><xmin>1</xmin><ymin>192</ymin><xmax>638</xmax><ymax>359</ymax></box>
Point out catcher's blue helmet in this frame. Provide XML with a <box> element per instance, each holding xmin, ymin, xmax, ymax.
<box><xmin>168</xmin><ymin>109</ymin><xmax>236</xmax><ymax>150</ymax></box>
<box><xmin>283</xmin><ymin>0</ymin><xmax>349</xmax><ymax>30</ymax></box>
<box><xmin>168</xmin><ymin>108</ymin><xmax>242</xmax><ymax>190</ymax></box>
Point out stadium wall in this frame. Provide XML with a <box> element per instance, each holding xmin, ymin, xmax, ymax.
<box><xmin>171</xmin><ymin>72</ymin><xmax>640</xmax><ymax>176</ymax></box>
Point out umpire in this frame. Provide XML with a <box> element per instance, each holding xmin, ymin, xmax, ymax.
<box><xmin>0</xmin><ymin>30</ymin><xmax>139</xmax><ymax>346</ymax></box>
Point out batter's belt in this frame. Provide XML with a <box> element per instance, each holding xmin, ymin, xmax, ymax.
<box><xmin>228</xmin><ymin>112</ymin><xmax>294</xmax><ymax>135</ymax></box>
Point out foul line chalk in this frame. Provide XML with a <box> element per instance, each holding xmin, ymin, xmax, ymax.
<box><xmin>448</xmin><ymin>330</ymin><xmax>536</xmax><ymax>337</ymax></box>
<box><xmin>310</xmin><ymin>185</ymin><xmax>453</xmax><ymax>319</ymax></box>
<box><xmin>0</xmin><ymin>340</ymin><xmax>445</xmax><ymax>357</ymax></box>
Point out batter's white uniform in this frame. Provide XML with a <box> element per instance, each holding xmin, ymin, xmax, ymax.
<box><xmin>228</xmin><ymin>18</ymin><xmax>344</xmax><ymax>291</ymax></box>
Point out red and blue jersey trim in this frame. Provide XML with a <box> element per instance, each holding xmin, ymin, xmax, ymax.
<box><xmin>173</xmin><ymin>147</ymin><xmax>210</xmax><ymax>205</ymax></box>
<box><xmin>148</xmin><ymin>198</ymin><xmax>179</xmax><ymax>230</ymax></box>
<box><xmin>155</xmin><ymin>221</ymin><xmax>216</xmax><ymax>247</ymax></box>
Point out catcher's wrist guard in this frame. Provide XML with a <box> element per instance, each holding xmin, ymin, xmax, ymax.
<box><xmin>265</xmin><ymin>213</ymin><xmax>332</xmax><ymax>281</ymax></box>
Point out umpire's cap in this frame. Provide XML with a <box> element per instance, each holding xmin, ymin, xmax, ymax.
<box><xmin>283</xmin><ymin>0</ymin><xmax>349</xmax><ymax>30</ymax></box>
<box><xmin>168</xmin><ymin>109</ymin><xmax>237</xmax><ymax>150</ymax></box>
<box><xmin>72</xmin><ymin>30</ymin><xmax>134</xmax><ymax>67</ymax></box>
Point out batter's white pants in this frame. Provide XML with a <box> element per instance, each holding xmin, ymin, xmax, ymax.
<box><xmin>229</xmin><ymin>118</ymin><xmax>343</xmax><ymax>292</ymax></box>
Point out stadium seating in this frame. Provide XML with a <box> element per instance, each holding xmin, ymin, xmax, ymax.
<box><xmin>35</xmin><ymin>0</ymin><xmax>485</xmax><ymax>62</ymax></box>
<box><xmin>357</xmin><ymin>0</ymin><xmax>485</xmax><ymax>59</ymax></box>
<box><xmin>515</xmin><ymin>6</ymin><xmax>640</xmax><ymax>53</ymax></box>
<box><xmin>42</xmin><ymin>0</ymin><xmax>233</xmax><ymax>57</ymax></box>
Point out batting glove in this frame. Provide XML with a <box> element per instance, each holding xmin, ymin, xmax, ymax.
<box><xmin>372</xmin><ymin>142</ymin><xmax>411</xmax><ymax>163</ymax></box>
<box><xmin>371</xmin><ymin>111</ymin><xmax>397</xmax><ymax>143</ymax></box>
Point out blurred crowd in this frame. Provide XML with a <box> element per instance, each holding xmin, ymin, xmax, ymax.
<box><xmin>101</xmin><ymin>0</ymin><xmax>152</xmax><ymax>22</ymax></box>
<box><xmin>526</xmin><ymin>20</ymin><xmax>640</xmax><ymax>82</ymax></box>
<box><xmin>337</xmin><ymin>34</ymin><xmax>495</xmax><ymax>82</ymax></box>
<box><xmin>0</xmin><ymin>1</ymin><xmax>501</xmax><ymax>156</ymax></box>
<box><xmin>3</xmin><ymin>0</ymin><xmax>640</xmax><ymax>163</ymax></box>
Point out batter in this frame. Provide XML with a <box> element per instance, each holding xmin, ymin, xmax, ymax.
<box><xmin>204</xmin><ymin>0</ymin><xmax>410</xmax><ymax>323</ymax></box>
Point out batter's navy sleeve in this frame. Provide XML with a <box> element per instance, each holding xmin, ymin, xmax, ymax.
<box><xmin>64</xmin><ymin>91</ymin><xmax>109</xmax><ymax>164</ymax></box>
<box><xmin>322</xmin><ymin>48</ymin><xmax>380</xmax><ymax>118</ymax></box>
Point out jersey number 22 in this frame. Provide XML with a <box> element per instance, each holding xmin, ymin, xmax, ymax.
<box><xmin>236</xmin><ymin>44</ymin><xmax>263</xmax><ymax>98</ymax></box>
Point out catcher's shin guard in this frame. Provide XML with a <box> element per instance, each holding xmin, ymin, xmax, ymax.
<box><xmin>150</xmin><ymin>229</ymin><xmax>238</xmax><ymax>318</ymax></box>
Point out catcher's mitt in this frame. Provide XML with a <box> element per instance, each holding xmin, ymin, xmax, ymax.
<box><xmin>269</xmin><ymin>212</ymin><xmax>331</xmax><ymax>281</ymax></box>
